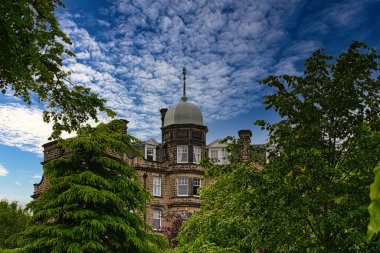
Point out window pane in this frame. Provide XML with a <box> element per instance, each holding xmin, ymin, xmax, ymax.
<box><xmin>210</xmin><ymin>149</ymin><xmax>218</xmax><ymax>159</ymax></box>
<box><xmin>192</xmin><ymin>178</ymin><xmax>201</xmax><ymax>196</ymax></box>
<box><xmin>146</xmin><ymin>145</ymin><xmax>156</xmax><ymax>161</ymax></box>
<box><xmin>153</xmin><ymin>177</ymin><xmax>161</xmax><ymax>196</ymax></box>
<box><xmin>177</xmin><ymin>211</ymin><xmax>190</xmax><ymax>220</ymax></box>
<box><xmin>153</xmin><ymin>210</ymin><xmax>161</xmax><ymax>230</ymax></box>
<box><xmin>177</xmin><ymin>145</ymin><xmax>188</xmax><ymax>163</ymax></box>
<box><xmin>177</xmin><ymin>177</ymin><xmax>188</xmax><ymax>196</ymax></box>
<box><xmin>221</xmin><ymin>149</ymin><xmax>229</xmax><ymax>164</ymax></box>
<box><xmin>193</xmin><ymin>146</ymin><xmax>201</xmax><ymax>164</ymax></box>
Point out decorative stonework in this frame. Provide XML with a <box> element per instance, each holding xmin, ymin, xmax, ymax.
<box><xmin>32</xmin><ymin>70</ymin><xmax>263</xmax><ymax>233</ymax></box>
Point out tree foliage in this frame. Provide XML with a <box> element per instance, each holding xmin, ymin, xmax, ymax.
<box><xmin>13</xmin><ymin>120</ymin><xmax>166</xmax><ymax>252</ymax></box>
<box><xmin>0</xmin><ymin>0</ymin><xmax>114</xmax><ymax>139</ymax></box>
<box><xmin>0</xmin><ymin>200</ymin><xmax>31</xmax><ymax>249</ymax></box>
<box><xmin>368</xmin><ymin>161</ymin><xmax>380</xmax><ymax>239</ymax></box>
<box><xmin>174</xmin><ymin>41</ymin><xmax>380</xmax><ymax>252</ymax></box>
<box><xmin>172</xmin><ymin>141</ymin><xmax>266</xmax><ymax>253</ymax></box>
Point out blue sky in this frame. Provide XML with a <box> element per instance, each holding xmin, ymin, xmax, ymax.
<box><xmin>0</xmin><ymin>0</ymin><xmax>379</xmax><ymax>205</ymax></box>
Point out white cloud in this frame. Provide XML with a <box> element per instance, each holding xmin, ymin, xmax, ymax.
<box><xmin>0</xmin><ymin>0</ymin><xmax>325</xmax><ymax>153</ymax></box>
<box><xmin>49</xmin><ymin>0</ymin><xmax>313</xmax><ymax>142</ymax></box>
<box><xmin>33</xmin><ymin>174</ymin><xmax>42</xmax><ymax>179</ymax></box>
<box><xmin>0</xmin><ymin>165</ymin><xmax>9</xmax><ymax>176</ymax></box>
<box><xmin>323</xmin><ymin>0</ymin><xmax>365</xmax><ymax>26</ymax></box>
<box><xmin>0</xmin><ymin>104</ymin><xmax>76</xmax><ymax>155</ymax></box>
<box><xmin>0</xmin><ymin>104</ymin><xmax>52</xmax><ymax>155</ymax></box>
<box><xmin>15</xmin><ymin>180</ymin><xmax>21</xmax><ymax>186</ymax></box>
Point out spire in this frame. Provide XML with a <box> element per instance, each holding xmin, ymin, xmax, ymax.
<box><xmin>181</xmin><ymin>66</ymin><xmax>187</xmax><ymax>101</ymax></box>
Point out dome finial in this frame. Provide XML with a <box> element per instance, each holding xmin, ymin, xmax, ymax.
<box><xmin>181</xmin><ymin>66</ymin><xmax>187</xmax><ymax>101</ymax></box>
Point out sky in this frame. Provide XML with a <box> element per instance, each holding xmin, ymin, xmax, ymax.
<box><xmin>0</xmin><ymin>0</ymin><xmax>380</xmax><ymax>205</ymax></box>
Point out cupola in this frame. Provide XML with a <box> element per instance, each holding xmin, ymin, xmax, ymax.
<box><xmin>163</xmin><ymin>66</ymin><xmax>204</xmax><ymax>127</ymax></box>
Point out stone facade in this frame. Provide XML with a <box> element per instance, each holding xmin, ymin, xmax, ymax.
<box><xmin>33</xmin><ymin>102</ymin><xmax>258</xmax><ymax>233</ymax></box>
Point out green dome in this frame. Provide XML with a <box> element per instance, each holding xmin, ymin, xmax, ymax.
<box><xmin>163</xmin><ymin>101</ymin><xmax>204</xmax><ymax>127</ymax></box>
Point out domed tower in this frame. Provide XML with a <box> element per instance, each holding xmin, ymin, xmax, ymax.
<box><xmin>160</xmin><ymin>67</ymin><xmax>208</xmax><ymax>165</ymax></box>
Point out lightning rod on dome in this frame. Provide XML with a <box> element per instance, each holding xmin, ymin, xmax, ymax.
<box><xmin>182</xmin><ymin>66</ymin><xmax>187</xmax><ymax>101</ymax></box>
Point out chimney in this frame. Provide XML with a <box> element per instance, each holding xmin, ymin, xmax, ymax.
<box><xmin>160</xmin><ymin>108</ymin><xmax>168</xmax><ymax>143</ymax></box>
<box><xmin>121</xmin><ymin>119</ymin><xmax>129</xmax><ymax>134</ymax></box>
<box><xmin>238</xmin><ymin>129</ymin><xmax>252</xmax><ymax>161</ymax></box>
<box><xmin>160</xmin><ymin>108</ymin><xmax>168</xmax><ymax>127</ymax></box>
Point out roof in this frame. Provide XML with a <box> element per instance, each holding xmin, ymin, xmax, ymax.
<box><xmin>207</xmin><ymin>139</ymin><xmax>227</xmax><ymax>148</ymax></box>
<box><xmin>163</xmin><ymin>101</ymin><xmax>204</xmax><ymax>127</ymax></box>
<box><xmin>144</xmin><ymin>138</ymin><xmax>160</xmax><ymax>146</ymax></box>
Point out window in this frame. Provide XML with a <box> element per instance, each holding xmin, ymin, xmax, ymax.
<box><xmin>147</xmin><ymin>147</ymin><xmax>154</xmax><ymax>155</ymax></box>
<box><xmin>153</xmin><ymin>177</ymin><xmax>161</xmax><ymax>197</ymax></box>
<box><xmin>192</xmin><ymin>178</ymin><xmax>201</xmax><ymax>196</ymax></box>
<box><xmin>221</xmin><ymin>149</ymin><xmax>229</xmax><ymax>164</ymax></box>
<box><xmin>193</xmin><ymin>146</ymin><xmax>201</xmax><ymax>164</ymax></box>
<box><xmin>209</xmin><ymin>148</ymin><xmax>229</xmax><ymax>164</ymax></box>
<box><xmin>177</xmin><ymin>145</ymin><xmax>188</xmax><ymax>163</ymax></box>
<box><xmin>145</xmin><ymin>145</ymin><xmax>156</xmax><ymax>161</ymax></box>
<box><xmin>177</xmin><ymin>177</ymin><xmax>188</xmax><ymax>196</ymax></box>
<box><xmin>153</xmin><ymin>210</ymin><xmax>161</xmax><ymax>230</ymax></box>
<box><xmin>176</xmin><ymin>211</ymin><xmax>190</xmax><ymax>220</ymax></box>
<box><xmin>210</xmin><ymin>149</ymin><xmax>218</xmax><ymax>159</ymax></box>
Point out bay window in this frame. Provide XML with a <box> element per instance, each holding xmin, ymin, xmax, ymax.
<box><xmin>177</xmin><ymin>177</ymin><xmax>188</xmax><ymax>196</ymax></box>
<box><xmin>177</xmin><ymin>145</ymin><xmax>188</xmax><ymax>163</ymax></box>
<box><xmin>193</xmin><ymin>146</ymin><xmax>201</xmax><ymax>164</ymax></box>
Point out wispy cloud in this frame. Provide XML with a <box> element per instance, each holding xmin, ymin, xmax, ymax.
<box><xmin>1</xmin><ymin>0</ymin><xmax>372</xmax><ymax>154</ymax></box>
<box><xmin>0</xmin><ymin>165</ymin><xmax>9</xmax><ymax>176</ymax></box>
<box><xmin>54</xmin><ymin>0</ymin><xmax>306</xmax><ymax>140</ymax></box>
<box><xmin>297</xmin><ymin>0</ymin><xmax>371</xmax><ymax>38</ymax></box>
<box><xmin>322</xmin><ymin>0</ymin><xmax>366</xmax><ymax>27</ymax></box>
<box><xmin>0</xmin><ymin>104</ymin><xmax>51</xmax><ymax>155</ymax></box>
<box><xmin>33</xmin><ymin>174</ymin><xmax>42</xmax><ymax>179</ymax></box>
<box><xmin>15</xmin><ymin>180</ymin><xmax>21</xmax><ymax>186</ymax></box>
<box><xmin>0</xmin><ymin>104</ymin><xmax>77</xmax><ymax>155</ymax></box>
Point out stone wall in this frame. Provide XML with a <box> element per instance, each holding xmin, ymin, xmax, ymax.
<box><xmin>32</xmin><ymin>126</ymin><xmax>264</xmax><ymax>233</ymax></box>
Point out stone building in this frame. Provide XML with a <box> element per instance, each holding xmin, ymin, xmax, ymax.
<box><xmin>33</xmin><ymin>67</ymin><xmax>257</xmax><ymax>231</ymax></box>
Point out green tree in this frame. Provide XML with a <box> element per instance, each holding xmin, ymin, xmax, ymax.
<box><xmin>175</xmin><ymin>41</ymin><xmax>380</xmax><ymax>252</ymax></box>
<box><xmin>368</xmin><ymin>161</ymin><xmax>380</xmax><ymax>239</ymax></box>
<box><xmin>13</xmin><ymin>120</ymin><xmax>166</xmax><ymax>252</ymax></box>
<box><xmin>0</xmin><ymin>0</ymin><xmax>114</xmax><ymax>139</ymax></box>
<box><xmin>0</xmin><ymin>200</ymin><xmax>31</xmax><ymax>249</ymax></box>
<box><xmin>172</xmin><ymin>140</ymin><xmax>265</xmax><ymax>253</ymax></box>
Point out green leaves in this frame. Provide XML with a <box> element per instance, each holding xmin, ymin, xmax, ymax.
<box><xmin>13</xmin><ymin>120</ymin><xmax>166</xmax><ymax>252</ymax></box>
<box><xmin>174</xmin><ymin>41</ymin><xmax>380</xmax><ymax>252</ymax></box>
<box><xmin>0</xmin><ymin>0</ymin><xmax>115</xmax><ymax>139</ymax></box>
<box><xmin>0</xmin><ymin>200</ymin><xmax>31</xmax><ymax>249</ymax></box>
<box><xmin>368</xmin><ymin>161</ymin><xmax>380</xmax><ymax>240</ymax></box>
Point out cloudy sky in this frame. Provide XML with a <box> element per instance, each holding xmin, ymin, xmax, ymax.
<box><xmin>0</xmin><ymin>0</ymin><xmax>379</xmax><ymax>205</ymax></box>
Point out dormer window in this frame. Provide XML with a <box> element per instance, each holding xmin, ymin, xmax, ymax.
<box><xmin>210</xmin><ymin>149</ymin><xmax>218</xmax><ymax>160</ymax></box>
<box><xmin>177</xmin><ymin>145</ymin><xmax>188</xmax><ymax>163</ymax></box>
<box><xmin>208</xmin><ymin>142</ymin><xmax>230</xmax><ymax>165</ymax></box>
<box><xmin>145</xmin><ymin>145</ymin><xmax>156</xmax><ymax>161</ymax></box>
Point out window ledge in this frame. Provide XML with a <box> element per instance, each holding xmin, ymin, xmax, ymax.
<box><xmin>176</xmin><ymin>195</ymin><xmax>201</xmax><ymax>198</ymax></box>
